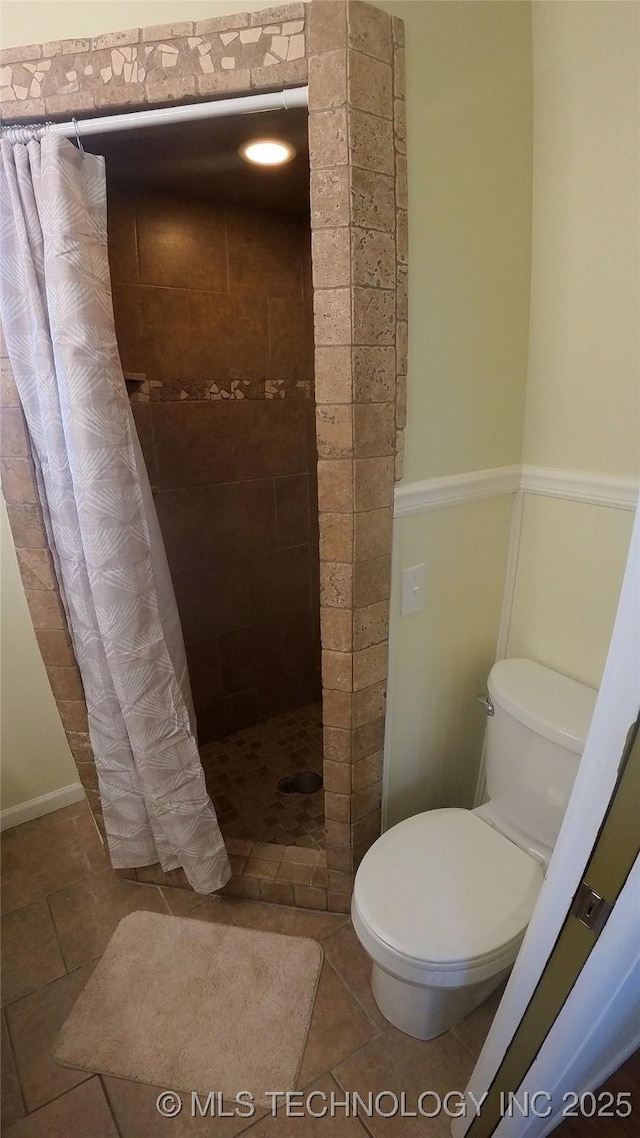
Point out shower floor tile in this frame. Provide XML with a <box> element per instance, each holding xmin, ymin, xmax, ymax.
<box><xmin>200</xmin><ymin>702</ymin><xmax>325</xmax><ymax>849</ymax></box>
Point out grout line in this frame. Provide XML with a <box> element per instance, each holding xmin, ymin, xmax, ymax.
<box><xmin>2</xmin><ymin>1007</ymin><xmax>28</xmax><ymax>1121</ymax></box>
<box><xmin>99</xmin><ymin>1074</ymin><xmax>126</xmax><ymax>1138</ymax></box>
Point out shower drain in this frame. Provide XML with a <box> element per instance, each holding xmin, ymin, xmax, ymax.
<box><xmin>277</xmin><ymin>771</ymin><xmax>323</xmax><ymax>795</ymax></box>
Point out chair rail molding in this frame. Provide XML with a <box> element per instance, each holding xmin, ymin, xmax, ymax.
<box><xmin>393</xmin><ymin>466</ymin><xmax>521</xmax><ymax>517</ymax></box>
<box><xmin>520</xmin><ymin>465</ymin><xmax>639</xmax><ymax>511</ymax></box>
<box><xmin>394</xmin><ymin>465</ymin><xmax>639</xmax><ymax>517</ymax></box>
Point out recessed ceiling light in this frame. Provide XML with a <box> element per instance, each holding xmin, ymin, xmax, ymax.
<box><xmin>238</xmin><ymin>139</ymin><xmax>296</xmax><ymax>166</ymax></box>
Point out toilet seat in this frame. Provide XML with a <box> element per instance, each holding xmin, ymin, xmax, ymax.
<box><xmin>352</xmin><ymin>808</ymin><xmax>544</xmax><ymax>988</ymax></box>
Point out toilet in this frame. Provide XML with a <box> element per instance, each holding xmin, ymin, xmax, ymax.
<box><xmin>351</xmin><ymin>658</ymin><xmax>597</xmax><ymax>1041</ymax></box>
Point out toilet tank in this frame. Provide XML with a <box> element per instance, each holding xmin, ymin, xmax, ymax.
<box><xmin>478</xmin><ymin>659</ymin><xmax>597</xmax><ymax>863</ymax></box>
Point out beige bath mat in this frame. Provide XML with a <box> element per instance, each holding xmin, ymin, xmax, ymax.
<box><xmin>54</xmin><ymin>910</ymin><xmax>323</xmax><ymax>1107</ymax></box>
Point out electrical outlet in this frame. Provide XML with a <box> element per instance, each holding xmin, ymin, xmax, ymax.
<box><xmin>401</xmin><ymin>563</ymin><xmax>425</xmax><ymax>615</ymax></box>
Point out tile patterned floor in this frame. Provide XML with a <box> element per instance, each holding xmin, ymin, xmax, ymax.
<box><xmin>202</xmin><ymin>702</ymin><xmax>325</xmax><ymax>849</ymax></box>
<box><xmin>0</xmin><ymin>801</ymin><xmax>499</xmax><ymax>1137</ymax></box>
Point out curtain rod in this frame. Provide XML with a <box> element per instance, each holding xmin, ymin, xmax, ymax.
<box><xmin>0</xmin><ymin>85</ymin><xmax>309</xmax><ymax>144</ymax></box>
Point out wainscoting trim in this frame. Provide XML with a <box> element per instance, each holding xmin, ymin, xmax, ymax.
<box><xmin>393</xmin><ymin>466</ymin><xmax>521</xmax><ymax>517</ymax></box>
<box><xmin>520</xmin><ymin>466</ymin><xmax>639</xmax><ymax>511</ymax></box>
<box><xmin>0</xmin><ymin>782</ymin><xmax>86</xmax><ymax>832</ymax></box>
<box><xmin>394</xmin><ymin>465</ymin><xmax>639</xmax><ymax>517</ymax></box>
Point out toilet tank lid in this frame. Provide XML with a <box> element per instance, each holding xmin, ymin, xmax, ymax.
<box><xmin>488</xmin><ymin>659</ymin><xmax>598</xmax><ymax>754</ymax></box>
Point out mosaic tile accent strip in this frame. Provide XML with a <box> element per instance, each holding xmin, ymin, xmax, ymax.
<box><xmin>0</xmin><ymin>5</ymin><xmax>307</xmax><ymax>115</ymax></box>
<box><xmin>128</xmin><ymin>377</ymin><xmax>313</xmax><ymax>403</ymax></box>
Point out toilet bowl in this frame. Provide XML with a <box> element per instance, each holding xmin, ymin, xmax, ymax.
<box><xmin>352</xmin><ymin>659</ymin><xmax>597</xmax><ymax>1040</ymax></box>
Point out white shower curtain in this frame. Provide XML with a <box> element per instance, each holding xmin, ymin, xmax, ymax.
<box><xmin>0</xmin><ymin>134</ymin><xmax>230</xmax><ymax>894</ymax></box>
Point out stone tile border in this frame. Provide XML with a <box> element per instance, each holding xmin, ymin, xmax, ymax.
<box><xmin>0</xmin><ymin>1</ymin><xmax>407</xmax><ymax>913</ymax></box>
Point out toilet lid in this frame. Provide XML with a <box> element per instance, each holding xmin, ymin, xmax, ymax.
<box><xmin>353</xmin><ymin>809</ymin><xmax>544</xmax><ymax>970</ymax></box>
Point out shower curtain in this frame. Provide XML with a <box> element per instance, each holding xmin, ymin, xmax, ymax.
<box><xmin>0</xmin><ymin>134</ymin><xmax>230</xmax><ymax>894</ymax></box>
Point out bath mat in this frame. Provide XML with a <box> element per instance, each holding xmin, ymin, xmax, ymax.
<box><xmin>54</xmin><ymin>910</ymin><xmax>323</xmax><ymax>1108</ymax></box>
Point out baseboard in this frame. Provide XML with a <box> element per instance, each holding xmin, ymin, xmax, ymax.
<box><xmin>0</xmin><ymin>782</ymin><xmax>86</xmax><ymax>831</ymax></box>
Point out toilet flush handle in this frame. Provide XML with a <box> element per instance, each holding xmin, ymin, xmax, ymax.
<box><xmin>476</xmin><ymin>693</ymin><xmax>494</xmax><ymax>716</ymax></box>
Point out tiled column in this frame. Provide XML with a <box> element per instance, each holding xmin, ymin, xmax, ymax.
<box><xmin>0</xmin><ymin>330</ymin><xmax>104</xmax><ymax>836</ymax></box>
<box><xmin>308</xmin><ymin>0</ymin><xmax>402</xmax><ymax>912</ymax></box>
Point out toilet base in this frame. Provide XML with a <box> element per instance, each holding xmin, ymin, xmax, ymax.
<box><xmin>370</xmin><ymin>962</ymin><xmax>510</xmax><ymax>1041</ymax></box>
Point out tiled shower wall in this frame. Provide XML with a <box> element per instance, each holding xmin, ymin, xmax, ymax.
<box><xmin>107</xmin><ymin>188</ymin><xmax>320</xmax><ymax>742</ymax></box>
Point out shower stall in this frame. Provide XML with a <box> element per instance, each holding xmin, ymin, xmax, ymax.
<box><xmin>87</xmin><ymin>105</ymin><xmax>325</xmax><ymax>850</ymax></box>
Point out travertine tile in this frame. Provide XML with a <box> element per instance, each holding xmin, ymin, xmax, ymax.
<box><xmin>396</xmin><ymin>371</ymin><xmax>408</xmax><ymax>429</ymax></box>
<box><xmin>395</xmin><ymin>153</ymin><xmax>408</xmax><ymax>211</ymax></box>
<box><xmin>24</xmin><ymin>588</ymin><xmax>66</xmax><ymax>629</ymax></box>
<box><xmin>307</xmin><ymin>0</ymin><xmax>347</xmax><ymax>55</ymax></box>
<box><xmin>320</xmin><ymin>605</ymin><xmax>353</xmax><ymax>653</ymax></box>
<box><xmin>311</xmin><ymin>228</ymin><xmax>351</xmax><ymax>289</ymax></box>
<box><xmin>245</xmin><ymin>1074</ymin><xmax>364</xmax><ymax>1137</ymax></box>
<box><xmin>3</xmin><ymin>1078</ymin><xmax>120</xmax><ymax>1138</ymax></box>
<box><xmin>351</xmin><ymin>228</ymin><xmax>396</xmax><ymax>290</ymax></box>
<box><xmin>322</xmin><ymin>649</ymin><xmax>353</xmax><ymax>692</ymax></box>
<box><xmin>314</xmin><ymin>289</ymin><xmax>352</xmax><ymax>345</ymax></box>
<box><xmin>320</xmin><ymin>562</ymin><xmax>353</xmax><ymax>609</ymax></box>
<box><xmin>352</xmin><ymin>750</ymin><xmax>384</xmax><ymax>793</ymax></box>
<box><xmin>451</xmin><ymin>983</ymin><xmax>506</xmax><ymax>1057</ymax></box>
<box><xmin>333</xmin><ymin>1026</ymin><xmax>476</xmax><ymax>1138</ymax></box>
<box><xmin>323</xmin><ymin>760</ymin><xmax>351</xmax><ymax>795</ymax></box>
<box><xmin>103</xmin><ymin>1074</ymin><xmax>256</xmax><ymax>1137</ymax></box>
<box><xmin>1</xmin><ymin>808</ymin><xmax>97</xmax><ymax>916</ymax></box>
<box><xmin>1</xmin><ymin>1012</ymin><xmax>24</xmax><ymax>1128</ymax></box>
<box><xmin>353</xmin><ymin>403</ymin><xmax>395</xmax><ymax>457</ymax></box>
<box><xmin>0</xmin><ymin>458</ymin><xmax>38</xmax><ymax>504</ymax></box>
<box><xmin>310</xmin><ymin>168</ymin><xmax>350</xmax><ymax>229</ymax></box>
<box><xmin>353</xmin><ymin>681</ymin><xmax>387</xmax><ymax>728</ymax></box>
<box><xmin>324</xmin><ymin>792</ymin><xmax>351</xmax><ymax>823</ymax></box>
<box><xmin>323</xmin><ymin>920</ymin><xmax>387</xmax><ymax>1028</ymax></box>
<box><xmin>45</xmin><ymin>665</ymin><xmax>84</xmax><ymax>702</ymax></box>
<box><xmin>396</xmin><ymin>208</ymin><xmax>408</xmax><ymax>264</ymax></box>
<box><xmin>294</xmin><ymin>884</ymin><xmax>328</xmax><ymax>910</ymax></box>
<box><xmin>56</xmin><ymin>699</ymin><xmax>89</xmax><ymax>733</ymax></box>
<box><xmin>354</xmin><ymin>601</ymin><xmax>389</xmax><ymax>651</ymax></box>
<box><xmin>314</xmin><ymin>345</ymin><xmax>352</xmax><ymax>404</ymax></box>
<box><xmin>299</xmin><ymin>959</ymin><xmax>380</xmax><ymax>1084</ymax></box>
<box><xmin>352</xmin><ymin>780</ymin><xmax>383</xmax><ymax>824</ymax></box>
<box><xmin>322</xmin><ymin>689</ymin><xmax>353</xmax><ymax>730</ymax></box>
<box><xmin>319</xmin><ymin>513</ymin><xmax>354</xmax><ymax>563</ymax></box>
<box><xmin>350</xmin><ymin>719</ymin><xmax>380</xmax><ymax>764</ymax></box>
<box><xmin>354</xmin><ymin>457</ymin><xmax>394</xmax><ymax>511</ymax></box>
<box><xmin>5</xmin><ymin>505</ymin><xmax>47</xmax><ymax>551</ymax></box>
<box><xmin>352</xmin><ymin>345</ymin><xmax>396</xmax><ymax>402</ymax></box>
<box><xmin>394</xmin><ymin>97</ymin><xmax>407</xmax><ymax>155</ymax></box>
<box><xmin>350</xmin><ymin>109</ymin><xmax>394</xmax><ymax>176</ymax></box>
<box><xmin>347</xmin><ymin>1</ymin><xmax>392</xmax><ymax>64</ymax></box>
<box><xmin>351</xmin><ymin>168</ymin><xmax>395</xmax><ymax>233</ymax></box>
<box><xmin>35</xmin><ymin>630</ymin><xmax>75</xmax><ymax>668</ymax></box>
<box><xmin>353</xmin><ymin>555</ymin><xmax>391</xmax><ymax>608</ymax></box>
<box><xmin>352</xmin><ymin>288</ymin><xmax>395</xmax><ymax>346</ymax></box>
<box><xmin>394</xmin><ymin>46</ymin><xmax>406</xmax><ymax>99</ymax></box>
<box><xmin>220</xmin><ymin>897</ymin><xmax>346</xmax><ymax>941</ymax></box>
<box><xmin>15</xmin><ymin>548</ymin><xmax>56</xmax><ymax>591</ymax></box>
<box><xmin>353</xmin><ymin>643</ymin><xmax>388</xmax><ymax>691</ymax></box>
<box><xmin>396</xmin><ymin>263</ymin><xmax>408</xmax><ymax>322</ymax></box>
<box><xmin>317</xmin><ymin>459</ymin><xmax>353</xmax><ymax>513</ymax></box>
<box><xmin>354</xmin><ymin>508</ymin><xmax>393</xmax><ymax>562</ymax></box>
<box><xmin>308</xmin><ymin>107</ymin><xmax>348</xmax><ymax>169</ymax></box>
<box><xmin>5</xmin><ymin>963</ymin><xmax>95</xmax><ymax>1111</ymax></box>
<box><xmin>308</xmin><ymin>48</ymin><xmax>347</xmax><ymax>111</ymax></box>
<box><xmin>316</xmin><ymin>405</ymin><xmax>353</xmax><ymax>459</ymax></box>
<box><xmin>348</xmin><ymin>51</ymin><xmax>392</xmax><ymax>119</ymax></box>
<box><xmin>1</xmin><ymin>901</ymin><xmax>65</xmax><ymax>1007</ymax></box>
<box><xmin>351</xmin><ymin>808</ymin><xmax>381</xmax><ymax>850</ymax></box>
<box><xmin>48</xmin><ymin>870</ymin><xmax>168</xmax><ymax>971</ymax></box>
